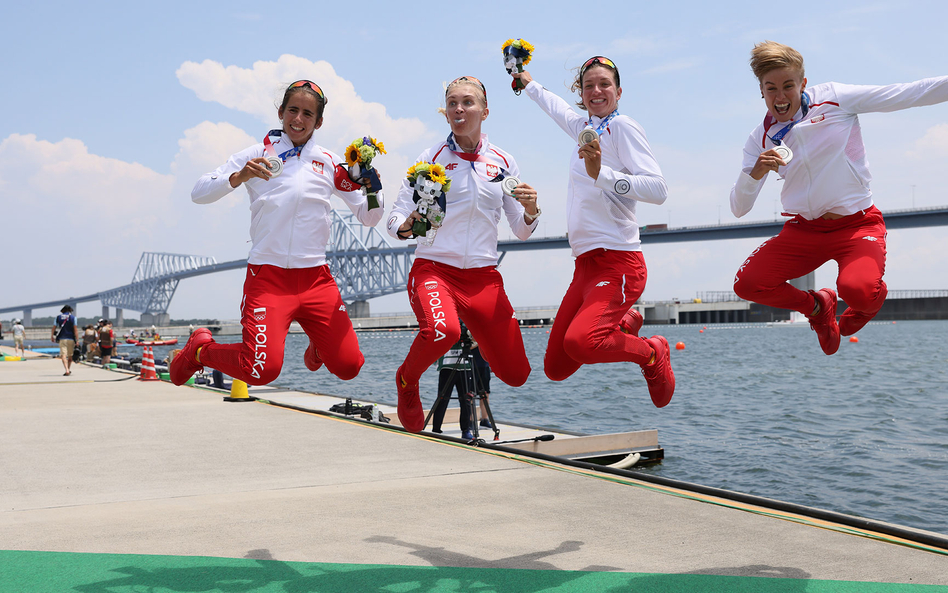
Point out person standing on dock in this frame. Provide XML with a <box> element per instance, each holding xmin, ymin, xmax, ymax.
<box><xmin>173</xmin><ymin>79</ymin><xmax>383</xmax><ymax>387</ymax></box>
<box><xmin>511</xmin><ymin>58</ymin><xmax>675</xmax><ymax>409</ymax></box>
<box><xmin>98</xmin><ymin>320</ymin><xmax>114</xmax><ymax>368</ymax></box>
<box><xmin>52</xmin><ymin>305</ymin><xmax>78</xmax><ymax>376</ymax></box>
<box><xmin>12</xmin><ymin>319</ymin><xmax>26</xmax><ymax>358</ymax></box>
<box><xmin>388</xmin><ymin>76</ymin><xmax>539</xmax><ymax>432</ymax></box>
<box><xmin>730</xmin><ymin>41</ymin><xmax>948</xmax><ymax>355</ymax></box>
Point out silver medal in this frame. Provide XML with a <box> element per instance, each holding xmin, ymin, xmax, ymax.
<box><xmin>501</xmin><ymin>176</ymin><xmax>521</xmax><ymax>197</ymax></box>
<box><xmin>578</xmin><ymin>127</ymin><xmax>598</xmax><ymax>146</ymax></box>
<box><xmin>774</xmin><ymin>145</ymin><xmax>793</xmax><ymax>165</ymax></box>
<box><xmin>266</xmin><ymin>156</ymin><xmax>283</xmax><ymax>178</ymax></box>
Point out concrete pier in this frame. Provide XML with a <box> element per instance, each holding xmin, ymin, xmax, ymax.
<box><xmin>2</xmin><ymin>349</ymin><xmax>946</xmax><ymax>591</ymax></box>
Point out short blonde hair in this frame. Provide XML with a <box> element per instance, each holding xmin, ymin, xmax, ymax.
<box><xmin>750</xmin><ymin>41</ymin><xmax>805</xmax><ymax>81</ymax></box>
<box><xmin>438</xmin><ymin>78</ymin><xmax>487</xmax><ymax>115</ymax></box>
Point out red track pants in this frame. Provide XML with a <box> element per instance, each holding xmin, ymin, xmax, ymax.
<box><xmin>733</xmin><ymin>206</ymin><xmax>887</xmax><ymax>315</ymax></box>
<box><xmin>400</xmin><ymin>259</ymin><xmax>531</xmax><ymax>387</ymax></box>
<box><xmin>544</xmin><ymin>249</ymin><xmax>654</xmax><ymax>381</ymax></box>
<box><xmin>199</xmin><ymin>264</ymin><xmax>364</xmax><ymax>385</ymax></box>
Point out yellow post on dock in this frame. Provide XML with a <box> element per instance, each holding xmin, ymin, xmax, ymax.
<box><xmin>223</xmin><ymin>379</ymin><xmax>254</xmax><ymax>402</ymax></box>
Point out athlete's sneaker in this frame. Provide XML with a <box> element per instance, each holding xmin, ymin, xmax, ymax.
<box><xmin>396</xmin><ymin>366</ymin><xmax>424</xmax><ymax>433</ymax></box>
<box><xmin>839</xmin><ymin>308</ymin><xmax>875</xmax><ymax>337</ymax></box>
<box><xmin>170</xmin><ymin>328</ymin><xmax>213</xmax><ymax>386</ymax></box>
<box><xmin>640</xmin><ymin>336</ymin><xmax>675</xmax><ymax>408</ymax></box>
<box><xmin>619</xmin><ymin>308</ymin><xmax>644</xmax><ymax>336</ymax></box>
<box><xmin>303</xmin><ymin>341</ymin><xmax>323</xmax><ymax>372</ymax></box>
<box><xmin>461</xmin><ymin>430</ymin><xmax>474</xmax><ymax>440</ymax></box>
<box><xmin>807</xmin><ymin>288</ymin><xmax>840</xmax><ymax>355</ymax></box>
<box><xmin>479</xmin><ymin>418</ymin><xmax>493</xmax><ymax>429</ymax></box>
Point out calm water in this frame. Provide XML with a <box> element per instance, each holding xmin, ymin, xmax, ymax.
<box><xmin>277</xmin><ymin>320</ymin><xmax>948</xmax><ymax>536</ymax></box>
<box><xmin>13</xmin><ymin>320</ymin><xmax>947</xmax><ymax>535</ymax></box>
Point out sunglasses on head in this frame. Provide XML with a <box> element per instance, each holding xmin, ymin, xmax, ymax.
<box><xmin>447</xmin><ymin>76</ymin><xmax>488</xmax><ymax>102</ymax></box>
<box><xmin>288</xmin><ymin>80</ymin><xmax>327</xmax><ymax>104</ymax></box>
<box><xmin>580</xmin><ymin>56</ymin><xmax>620</xmax><ymax>86</ymax></box>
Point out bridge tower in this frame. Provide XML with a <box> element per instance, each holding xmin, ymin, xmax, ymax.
<box><xmin>98</xmin><ymin>253</ymin><xmax>217</xmax><ymax>326</ymax></box>
<box><xmin>326</xmin><ymin>211</ymin><xmax>413</xmax><ymax>317</ymax></box>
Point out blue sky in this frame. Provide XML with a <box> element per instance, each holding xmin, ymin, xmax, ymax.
<box><xmin>3</xmin><ymin>1</ymin><xmax>947</xmax><ymax>320</ymax></box>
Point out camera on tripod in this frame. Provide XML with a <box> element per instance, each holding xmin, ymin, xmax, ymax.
<box><xmin>425</xmin><ymin>321</ymin><xmax>499</xmax><ymax>441</ymax></box>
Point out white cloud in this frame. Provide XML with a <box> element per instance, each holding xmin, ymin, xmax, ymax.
<box><xmin>0</xmin><ymin>134</ymin><xmax>176</xmax><ymax>308</ymax></box>
<box><xmin>175</xmin><ymin>54</ymin><xmax>432</xmax><ymax>154</ymax></box>
<box><xmin>908</xmin><ymin>123</ymin><xmax>948</xmax><ymax>158</ymax></box>
<box><xmin>0</xmin><ymin>55</ymin><xmax>438</xmax><ymax>319</ymax></box>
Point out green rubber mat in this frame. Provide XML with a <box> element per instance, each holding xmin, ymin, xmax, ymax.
<box><xmin>1</xmin><ymin>550</ymin><xmax>945</xmax><ymax>592</ymax></box>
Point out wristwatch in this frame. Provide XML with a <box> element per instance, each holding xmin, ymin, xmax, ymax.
<box><xmin>524</xmin><ymin>207</ymin><xmax>542</xmax><ymax>223</ymax></box>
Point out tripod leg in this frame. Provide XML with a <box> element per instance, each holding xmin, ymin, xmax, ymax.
<box><xmin>460</xmin><ymin>367</ymin><xmax>475</xmax><ymax>438</ymax></box>
<box><xmin>424</xmin><ymin>366</ymin><xmax>461</xmax><ymax>432</ymax></box>
<box><xmin>480</xmin><ymin>391</ymin><xmax>500</xmax><ymax>441</ymax></box>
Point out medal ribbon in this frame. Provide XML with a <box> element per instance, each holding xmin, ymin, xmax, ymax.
<box><xmin>263</xmin><ymin>130</ymin><xmax>303</xmax><ymax>162</ymax></box>
<box><xmin>765</xmin><ymin>92</ymin><xmax>810</xmax><ymax>146</ymax></box>
<box><xmin>586</xmin><ymin>109</ymin><xmax>619</xmax><ymax>138</ymax></box>
<box><xmin>445</xmin><ymin>133</ymin><xmax>511</xmax><ymax>182</ymax></box>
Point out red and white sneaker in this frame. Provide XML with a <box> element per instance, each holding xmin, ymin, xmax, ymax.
<box><xmin>303</xmin><ymin>341</ymin><xmax>323</xmax><ymax>372</ymax></box>
<box><xmin>170</xmin><ymin>328</ymin><xmax>213</xmax><ymax>386</ymax></box>
<box><xmin>396</xmin><ymin>366</ymin><xmax>424</xmax><ymax>433</ymax></box>
<box><xmin>619</xmin><ymin>308</ymin><xmax>644</xmax><ymax>337</ymax></box>
<box><xmin>641</xmin><ymin>336</ymin><xmax>675</xmax><ymax>408</ymax></box>
<box><xmin>807</xmin><ymin>288</ymin><xmax>840</xmax><ymax>355</ymax></box>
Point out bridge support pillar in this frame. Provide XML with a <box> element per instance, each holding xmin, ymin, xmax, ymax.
<box><xmin>102</xmin><ymin>305</ymin><xmax>110</xmax><ymax>321</ymax></box>
<box><xmin>347</xmin><ymin>300</ymin><xmax>370</xmax><ymax>319</ymax></box>
<box><xmin>23</xmin><ymin>309</ymin><xmax>32</xmax><ymax>327</ymax></box>
<box><xmin>789</xmin><ymin>272</ymin><xmax>816</xmax><ymax>292</ymax></box>
<box><xmin>141</xmin><ymin>313</ymin><xmax>170</xmax><ymax>327</ymax></box>
<box><xmin>115</xmin><ymin>308</ymin><xmax>124</xmax><ymax>328</ymax></box>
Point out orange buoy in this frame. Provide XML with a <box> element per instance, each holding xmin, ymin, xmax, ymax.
<box><xmin>849</xmin><ymin>336</ymin><xmax>859</xmax><ymax>343</ymax></box>
<box><xmin>699</xmin><ymin>329</ymin><xmax>704</xmax><ymax>333</ymax></box>
<box><xmin>675</xmin><ymin>342</ymin><xmax>686</xmax><ymax>350</ymax></box>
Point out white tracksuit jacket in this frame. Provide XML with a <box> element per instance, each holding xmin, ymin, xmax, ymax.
<box><xmin>192</xmin><ymin>132</ymin><xmax>383</xmax><ymax>268</ymax></box>
<box><xmin>386</xmin><ymin>135</ymin><xmax>538</xmax><ymax>269</ymax></box>
<box><xmin>524</xmin><ymin>80</ymin><xmax>668</xmax><ymax>257</ymax></box>
<box><xmin>731</xmin><ymin>76</ymin><xmax>948</xmax><ymax>220</ymax></box>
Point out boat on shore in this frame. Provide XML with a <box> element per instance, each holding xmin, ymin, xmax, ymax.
<box><xmin>125</xmin><ymin>338</ymin><xmax>179</xmax><ymax>346</ymax></box>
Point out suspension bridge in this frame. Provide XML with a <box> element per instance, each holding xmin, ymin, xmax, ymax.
<box><xmin>3</xmin><ymin>206</ymin><xmax>947</xmax><ymax>326</ymax></box>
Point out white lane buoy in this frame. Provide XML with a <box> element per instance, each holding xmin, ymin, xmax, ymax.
<box><xmin>607</xmin><ymin>452</ymin><xmax>641</xmax><ymax>470</ymax></box>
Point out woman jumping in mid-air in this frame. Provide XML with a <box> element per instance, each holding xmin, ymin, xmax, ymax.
<box><xmin>388</xmin><ymin>76</ymin><xmax>540</xmax><ymax>432</ymax></box>
<box><xmin>172</xmin><ymin>80</ymin><xmax>382</xmax><ymax>386</ymax></box>
<box><xmin>730</xmin><ymin>41</ymin><xmax>948</xmax><ymax>355</ymax></box>
<box><xmin>514</xmin><ymin>56</ymin><xmax>675</xmax><ymax>408</ymax></box>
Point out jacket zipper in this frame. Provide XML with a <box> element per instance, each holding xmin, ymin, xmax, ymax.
<box><xmin>285</xmin><ymin>152</ymin><xmax>303</xmax><ymax>268</ymax></box>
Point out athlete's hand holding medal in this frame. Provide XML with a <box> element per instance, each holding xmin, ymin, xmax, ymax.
<box><xmin>400</xmin><ymin>162</ymin><xmax>452</xmax><ymax>246</ymax></box>
<box><xmin>230</xmin><ymin>157</ymin><xmax>279</xmax><ymax>187</ymax></box>
<box><xmin>343</xmin><ymin>136</ymin><xmax>386</xmax><ymax>209</ymax></box>
<box><xmin>750</xmin><ymin>146</ymin><xmax>793</xmax><ymax>180</ymax></box>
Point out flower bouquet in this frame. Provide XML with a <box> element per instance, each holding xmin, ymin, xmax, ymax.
<box><xmin>407</xmin><ymin>162</ymin><xmax>452</xmax><ymax>245</ymax></box>
<box><xmin>501</xmin><ymin>38</ymin><xmax>534</xmax><ymax>95</ymax></box>
<box><xmin>344</xmin><ymin>136</ymin><xmax>386</xmax><ymax>209</ymax></box>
